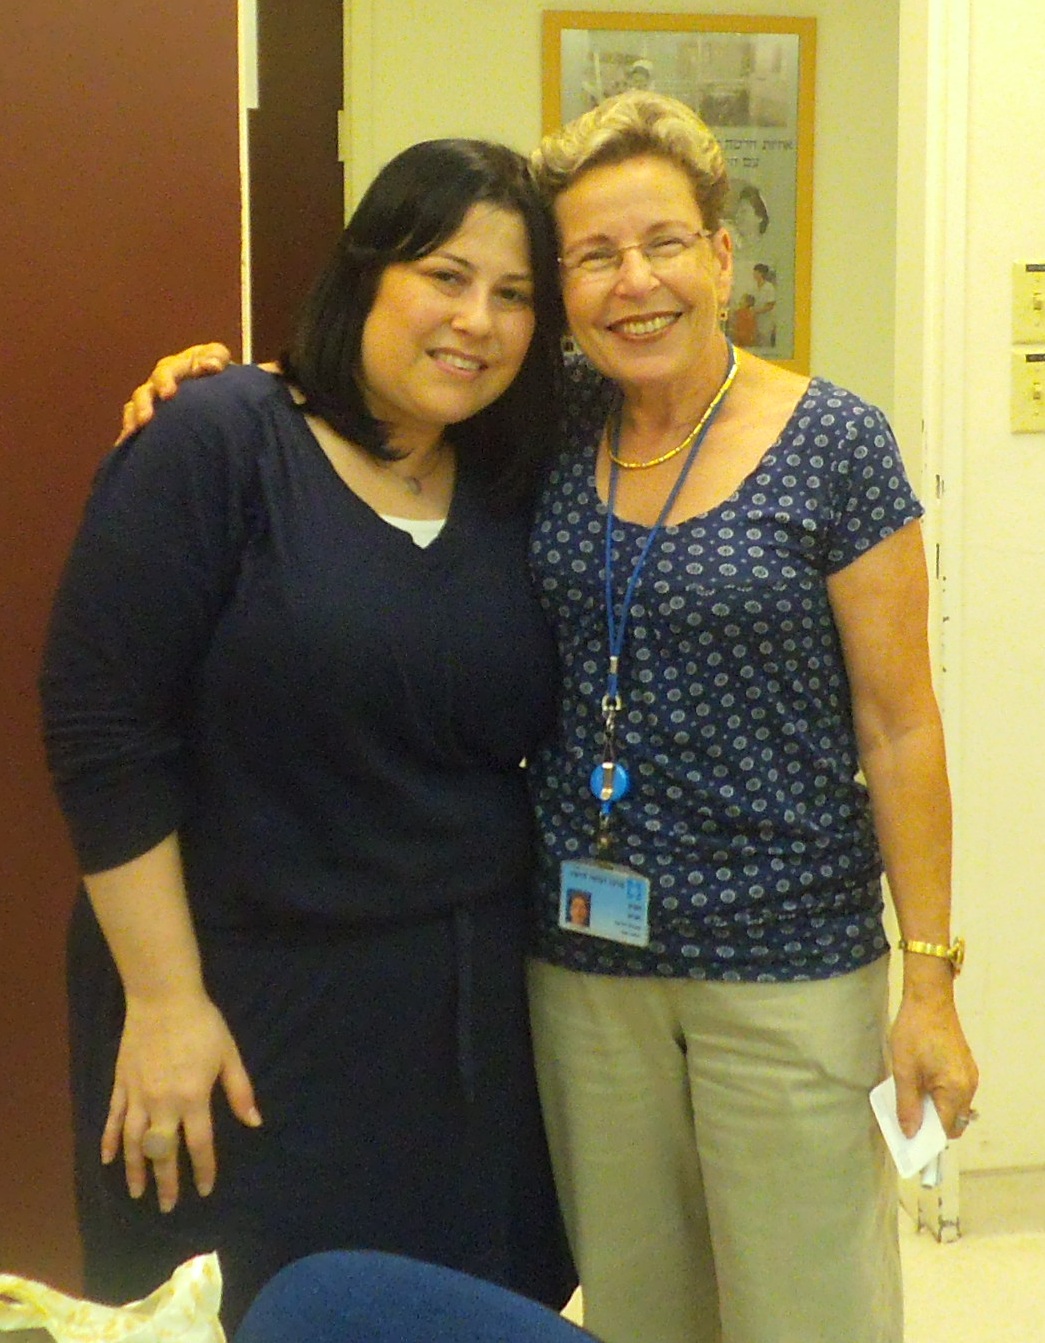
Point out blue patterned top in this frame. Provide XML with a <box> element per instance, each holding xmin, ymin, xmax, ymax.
<box><xmin>528</xmin><ymin>360</ymin><xmax>924</xmax><ymax>981</ymax></box>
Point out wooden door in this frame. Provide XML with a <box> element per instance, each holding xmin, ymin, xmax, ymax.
<box><xmin>0</xmin><ymin>1</ymin><xmax>241</xmax><ymax>1291</ymax></box>
<box><xmin>249</xmin><ymin>0</ymin><xmax>346</xmax><ymax>357</ymax></box>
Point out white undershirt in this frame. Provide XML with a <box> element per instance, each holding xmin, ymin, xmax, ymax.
<box><xmin>380</xmin><ymin>514</ymin><xmax>447</xmax><ymax>548</ymax></box>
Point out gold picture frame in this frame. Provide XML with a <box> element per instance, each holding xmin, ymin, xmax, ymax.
<box><xmin>543</xmin><ymin>11</ymin><xmax>816</xmax><ymax>374</ymax></box>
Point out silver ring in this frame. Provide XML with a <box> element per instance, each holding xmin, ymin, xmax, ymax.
<box><xmin>142</xmin><ymin>1127</ymin><xmax>179</xmax><ymax>1161</ymax></box>
<box><xmin>954</xmin><ymin>1108</ymin><xmax>980</xmax><ymax>1133</ymax></box>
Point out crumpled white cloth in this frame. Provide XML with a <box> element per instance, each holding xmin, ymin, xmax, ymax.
<box><xmin>0</xmin><ymin>1252</ymin><xmax>225</xmax><ymax>1343</ymax></box>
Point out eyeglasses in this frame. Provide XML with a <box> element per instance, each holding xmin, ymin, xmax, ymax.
<box><xmin>559</xmin><ymin>229</ymin><xmax>712</xmax><ymax>280</ymax></box>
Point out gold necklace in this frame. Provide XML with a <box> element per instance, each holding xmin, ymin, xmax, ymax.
<box><xmin>607</xmin><ymin>350</ymin><xmax>740</xmax><ymax>470</ymax></box>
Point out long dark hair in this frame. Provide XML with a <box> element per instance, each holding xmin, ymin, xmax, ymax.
<box><xmin>281</xmin><ymin>139</ymin><xmax>565</xmax><ymax>509</ymax></box>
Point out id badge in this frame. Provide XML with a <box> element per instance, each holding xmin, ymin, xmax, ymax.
<box><xmin>559</xmin><ymin>859</ymin><xmax>650</xmax><ymax>947</ymax></box>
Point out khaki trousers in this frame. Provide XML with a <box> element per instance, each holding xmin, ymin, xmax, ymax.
<box><xmin>528</xmin><ymin>958</ymin><xmax>901</xmax><ymax>1343</ymax></box>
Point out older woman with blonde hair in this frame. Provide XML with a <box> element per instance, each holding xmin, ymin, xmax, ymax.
<box><xmin>523</xmin><ymin>91</ymin><xmax>977</xmax><ymax>1343</ymax></box>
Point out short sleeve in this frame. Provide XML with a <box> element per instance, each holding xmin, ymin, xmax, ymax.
<box><xmin>822</xmin><ymin>391</ymin><xmax>924</xmax><ymax>573</ymax></box>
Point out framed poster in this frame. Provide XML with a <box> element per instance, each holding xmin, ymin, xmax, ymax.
<box><xmin>542</xmin><ymin>12</ymin><xmax>816</xmax><ymax>373</ymax></box>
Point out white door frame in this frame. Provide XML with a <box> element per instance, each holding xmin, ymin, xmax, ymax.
<box><xmin>896</xmin><ymin>0</ymin><xmax>971</xmax><ymax>1240</ymax></box>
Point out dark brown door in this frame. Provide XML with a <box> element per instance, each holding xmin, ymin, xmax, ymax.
<box><xmin>249</xmin><ymin>0</ymin><xmax>346</xmax><ymax>357</ymax></box>
<box><xmin>0</xmin><ymin>1</ymin><xmax>241</xmax><ymax>1291</ymax></box>
<box><xmin>1</xmin><ymin>0</ymin><xmax>345</xmax><ymax>1295</ymax></box>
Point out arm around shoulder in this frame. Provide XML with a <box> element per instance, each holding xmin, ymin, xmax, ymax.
<box><xmin>116</xmin><ymin>341</ymin><xmax>234</xmax><ymax>444</ymax></box>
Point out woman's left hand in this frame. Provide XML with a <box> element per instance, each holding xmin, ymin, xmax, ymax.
<box><xmin>889</xmin><ymin>983</ymin><xmax>979</xmax><ymax>1140</ymax></box>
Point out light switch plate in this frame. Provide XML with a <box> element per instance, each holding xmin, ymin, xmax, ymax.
<box><xmin>1011</xmin><ymin>348</ymin><xmax>1045</xmax><ymax>433</ymax></box>
<box><xmin>1013</xmin><ymin>262</ymin><xmax>1045</xmax><ymax>344</ymax></box>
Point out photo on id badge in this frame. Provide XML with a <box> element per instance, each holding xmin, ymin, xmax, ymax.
<box><xmin>558</xmin><ymin>859</ymin><xmax>650</xmax><ymax>946</ymax></box>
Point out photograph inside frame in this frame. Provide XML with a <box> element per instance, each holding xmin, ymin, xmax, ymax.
<box><xmin>558</xmin><ymin>26</ymin><xmax>804</xmax><ymax>363</ymax></box>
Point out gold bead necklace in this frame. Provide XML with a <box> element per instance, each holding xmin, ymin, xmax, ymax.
<box><xmin>607</xmin><ymin>349</ymin><xmax>739</xmax><ymax>470</ymax></box>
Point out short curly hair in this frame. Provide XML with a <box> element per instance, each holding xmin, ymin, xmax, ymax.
<box><xmin>530</xmin><ymin>90</ymin><xmax>730</xmax><ymax>232</ymax></box>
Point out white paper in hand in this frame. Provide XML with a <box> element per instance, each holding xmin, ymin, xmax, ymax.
<box><xmin>869</xmin><ymin>1076</ymin><xmax>948</xmax><ymax>1180</ymax></box>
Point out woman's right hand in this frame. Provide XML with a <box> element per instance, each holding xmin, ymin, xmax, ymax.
<box><xmin>102</xmin><ymin>987</ymin><xmax>261</xmax><ymax>1213</ymax></box>
<box><xmin>115</xmin><ymin>342</ymin><xmax>233</xmax><ymax>446</ymax></box>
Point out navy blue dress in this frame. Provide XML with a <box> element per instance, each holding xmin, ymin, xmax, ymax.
<box><xmin>41</xmin><ymin>368</ymin><xmax>571</xmax><ymax>1327</ymax></box>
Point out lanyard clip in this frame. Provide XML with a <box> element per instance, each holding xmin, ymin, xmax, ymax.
<box><xmin>600</xmin><ymin>691</ymin><xmax>622</xmax><ymax>740</ymax></box>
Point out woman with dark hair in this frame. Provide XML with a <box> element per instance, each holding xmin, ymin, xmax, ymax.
<box><xmin>280</xmin><ymin>138</ymin><xmax>564</xmax><ymax>506</ymax></box>
<box><xmin>40</xmin><ymin>139</ymin><xmax>572</xmax><ymax>1329</ymax></box>
<box><xmin>730</xmin><ymin>182</ymin><xmax>770</xmax><ymax>243</ymax></box>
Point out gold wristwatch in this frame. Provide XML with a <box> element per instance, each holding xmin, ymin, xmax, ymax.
<box><xmin>896</xmin><ymin>936</ymin><xmax>965</xmax><ymax>975</ymax></box>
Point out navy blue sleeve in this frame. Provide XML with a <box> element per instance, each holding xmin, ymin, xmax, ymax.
<box><xmin>822</xmin><ymin>387</ymin><xmax>924</xmax><ymax>573</ymax></box>
<box><xmin>39</xmin><ymin>377</ymin><xmax>260</xmax><ymax>872</ymax></box>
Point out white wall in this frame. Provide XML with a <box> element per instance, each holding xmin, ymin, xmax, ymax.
<box><xmin>346</xmin><ymin>0</ymin><xmax>900</xmax><ymax>412</ymax></box>
<box><xmin>938</xmin><ymin>0</ymin><xmax>1045</xmax><ymax>1172</ymax></box>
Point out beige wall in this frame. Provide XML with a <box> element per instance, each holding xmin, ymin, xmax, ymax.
<box><xmin>346</xmin><ymin>0</ymin><xmax>900</xmax><ymax>412</ymax></box>
<box><xmin>938</xmin><ymin>0</ymin><xmax>1045</xmax><ymax>1172</ymax></box>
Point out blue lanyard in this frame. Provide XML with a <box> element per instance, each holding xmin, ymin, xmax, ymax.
<box><xmin>592</xmin><ymin>343</ymin><xmax>737</xmax><ymax>842</ymax></box>
<box><xmin>603</xmin><ymin>342</ymin><xmax>738</xmax><ymax>710</ymax></box>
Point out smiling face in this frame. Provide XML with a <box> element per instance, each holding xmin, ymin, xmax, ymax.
<box><xmin>555</xmin><ymin>155</ymin><xmax>733</xmax><ymax>398</ymax></box>
<box><xmin>359</xmin><ymin>203</ymin><xmax>536</xmax><ymax>450</ymax></box>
